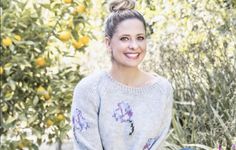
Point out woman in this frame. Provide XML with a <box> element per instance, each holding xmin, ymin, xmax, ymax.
<box><xmin>71</xmin><ymin>0</ymin><xmax>173</xmax><ymax>149</ymax></box>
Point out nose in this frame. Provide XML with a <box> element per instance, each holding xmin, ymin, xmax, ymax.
<box><xmin>128</xmin><ymin>40</ymin><xmax>138</xmax><ymax>50</ymax></box>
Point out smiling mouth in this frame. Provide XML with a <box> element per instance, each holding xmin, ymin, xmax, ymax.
<box><xmin>124</xmin><ymin>53</ymin><xmax>140</xmax><ymax>59</ymax></box>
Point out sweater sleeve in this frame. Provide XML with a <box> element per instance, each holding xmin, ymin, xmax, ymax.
<box><xmin>152</xmin><ymin>83</ymin><xmax>174</xmax><ymax>150</ymax></box>
<box><xmin>71</xmin><ymin>79</ymin><xmax>103</xmax><ymax>150</ymax></box>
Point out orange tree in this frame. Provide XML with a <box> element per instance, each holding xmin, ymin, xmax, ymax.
<box><xmin>0</xmin><ymin>0</ymin><xmax>92</xmax><ymax>149</ymax></box>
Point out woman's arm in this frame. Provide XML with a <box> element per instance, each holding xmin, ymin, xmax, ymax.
<box><xmin>152</xmin><ymin>85</ymin><xmax>174</xmax><ymax>150</ymax></box>
<box><xmin>71</xmin><ymin>82</ymin><xmax>103</xmax><ymax>150</ymax></box>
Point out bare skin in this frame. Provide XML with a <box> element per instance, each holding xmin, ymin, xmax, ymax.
<box><xmin>105</xmin><ymin>18</ymin><xmax>156</xmax><ymax>87</ymax></box>
<box><xmin>109</xmin><ymin>66</ymin><xmax>156</xmax><ymax>87</ymax></box>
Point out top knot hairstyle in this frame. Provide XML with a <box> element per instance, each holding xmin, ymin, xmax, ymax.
<box><xmin>109</xmin><ymin>0</ymin><xmax>135</xmax><ymax>12</ymax></box>
<box><xmin>105</xmin><ymin>0</ymin><xmax>146</xmax><ymax>38</ymax></box>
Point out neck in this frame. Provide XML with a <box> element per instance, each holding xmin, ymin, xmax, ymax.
<box><xmin>109</xmin><ymin>65</ymin><xmax>143</xmax><ymax>87</ymax></box>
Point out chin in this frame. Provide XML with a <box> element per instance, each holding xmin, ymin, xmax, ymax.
<box><xmin>120</xmin><ymin>60</ymin><xmax>144</xmax><ymax>68</ymax></box>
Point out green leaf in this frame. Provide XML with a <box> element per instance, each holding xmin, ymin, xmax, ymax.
<box><xmin>28</xmin><ymin>114</ymin><xmax>38</xmax><ymax>124</ymax></box>
<box><xmin>6</xmin><ymin>115</ymin><xmax>18</xmax><ymax>124</ymax></box>
<box><xmin>40</xmin><ymin>4</ymin><xmax>51</xmax><ymax>10</ymax></box>
<box><xmin>33</xmin><ymin>96</ymin><xmax>39</xmax><ymax>106</ymax></box>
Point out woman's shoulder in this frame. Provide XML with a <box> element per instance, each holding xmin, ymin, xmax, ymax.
<box><xmin>149</xmin><ymin>72</ymin><xmax>173</xmax><ymax>94</ymax></box>
<box><xmin>74</xmin><ymin>70</ymin><xmax>106</xmax><ymax>91</ymax></box>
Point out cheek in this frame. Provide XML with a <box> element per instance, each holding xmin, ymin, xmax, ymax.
<box><xmin>143</xmin><ymin>44</ymin><xmax>147</xmax><ymax>50</ymax></box>
<box><xmin>110</xmin><ymin>39</ymin><xmax>121</xmax><ymax>49</ymax></box>
<box><xmin>141</xmin><ymin>42</ymin><xmax>147</xmax><ymax>52</ymax></box>
<box><xmin>112</xmin><ymin>43</ymin><xmax>127</xmax><ymax>52</ymax></box>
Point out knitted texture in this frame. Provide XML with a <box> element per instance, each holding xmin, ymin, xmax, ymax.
<box><xmin>71</xmin><ymin>71</ymin><xmax>173</xmax><ymax>150</ymax></box>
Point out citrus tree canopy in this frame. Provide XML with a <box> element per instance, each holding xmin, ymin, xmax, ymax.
<box><xmin>1</xmin><ymin>0</ymin><xmax>92</xmax><ymax>149</ymax></box>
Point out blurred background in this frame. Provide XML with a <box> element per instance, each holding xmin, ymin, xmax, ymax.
<box><xmin>0</xmin><ymin>0</ymin><xmax>235</xmax><ymax>150</ymax></box>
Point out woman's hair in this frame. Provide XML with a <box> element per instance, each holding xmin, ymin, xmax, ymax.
<box><xmin>105</xmin><ymin>0</ymin><xmax>146</xmax><ymax>38</ymax></box>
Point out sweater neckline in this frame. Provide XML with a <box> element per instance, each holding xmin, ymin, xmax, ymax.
<box><xmin>103</xmin><ymin>71</ymin><xmax>161</xmax><ymax>94</ymax></box>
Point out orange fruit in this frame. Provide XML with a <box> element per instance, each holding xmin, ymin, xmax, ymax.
<box><xmin>37</xmin><ymin>86</ymin><xmax>50</xmax><ymax>100</ymax></box>
<box><xmin>18</xmin><ymin>142</ymin><xmax>25</xmax><ymax>149</ymax></box>
<box><xmin>0</xmin><ymin>66</ymin><xmax>3</xmax><ymax>75</ymax></box>
<box><xmin>80</xmin><ymin>36</ymin><xmax>90</xmax><ymax>45</ymax></box>
<box><xmin>63</xmin><ymin>0</ymin><xmax>73</xmax><ymax>4</ymax></box>
<box><xmin>56</xmin><ymin>114</ymin><xmax>65</xmax><ymax>121</ymax></box>
<box><xmin>43</xmin><ymin>92</ymin><xmax>51</xmax><ymax>100</ymax></box>
<box><xmin>35</xmin><ymin>57</ymin><xmax>46</xmax><ymax>67</ymax></box>
<box><xmin>2</xmin><ymin>37</ymin><xmax>12</xmax><ymax>47</ymax></box>
<box><xmin>59</xmin><ymin>31</ymin><xmax>71</xmax><ymax>42</ymax></box>
<box><xmin>37</xmin><ymin>86</ymin><xmax>46</xmax><ymax>95</ymax></box>
<box><xmin>14</xmin><ymin>35</ymin><xmax>21</xmax><ymax>41</ymax></box>
<box><xmin>46</xmin><ymin>119</ymin><xmax>53</xmax><ymax>127</ymax></box>
<box><xmin>76</xmin><ymin>5</ymin><xmax>86</xmax><ymax>13</ymax></box>
<box><xmin>72</xmin><ymin>39</ymin><xmax>84</xmax><ymax>49</ymax></box>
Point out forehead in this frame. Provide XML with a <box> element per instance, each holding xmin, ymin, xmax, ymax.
<box><xmin>115</xmin><ymin>18</ymin><xmax>145</xmax><ymax>36</ymax></box>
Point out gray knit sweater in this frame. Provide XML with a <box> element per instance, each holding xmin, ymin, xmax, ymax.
<box><xmin>71</xmin><ymin>71</ymin><xmax>173</xmax><ymax>150</ymax></box>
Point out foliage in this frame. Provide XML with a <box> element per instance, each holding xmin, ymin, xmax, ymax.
<box><xmin>141</xmin><ymin>0</ymin><xmax>236</xmax><ymax>149</ymax></box>
<box><xmin>78</xmin><ymin>0</ymin><xmax>236</xmax><ymax>149</ymax></box>
<box><xmin>1</xmin><ymin>0</ymin><xmax>235</xmax><ymax>149</ymax></box>
<box><xmin>0</xmin><ymin>0</ymin><xmax>92</xmax><ymax>149</ymax></box>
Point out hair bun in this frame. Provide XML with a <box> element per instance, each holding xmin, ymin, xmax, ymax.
<box><xmin>109</xmin><ymin>0</ymin><xmax>136</xmax><ymax>12</ymax></box>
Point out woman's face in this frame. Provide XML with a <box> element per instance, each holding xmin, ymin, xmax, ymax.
<box><xmin>106</xmin><ymin>18</ymin><xmax>147</xmax><ymax>68</ymax></box>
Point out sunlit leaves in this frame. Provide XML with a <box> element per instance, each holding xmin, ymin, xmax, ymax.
<box><xmin>0</xmin><ymin>0</ymin><xmax>91</xmax><ymax>149</ymax></box>
<box><xmin>143</xmin><ymin>0</ymin><xmax>236</xmax><ymax>149</ymax></box>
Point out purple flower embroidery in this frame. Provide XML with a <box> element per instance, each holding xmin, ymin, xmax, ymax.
<box><xmin>113</xmin><ymin>101</ymin><xmax>134</xmax><ymax>135</ymax></box>
<box><xmin>143</xmin><ymin>138</ymin><xmax>157</xmax><ymax>150</ymax></box>
<box><xmin>113</xmin><ymin>101</ymin><xmax>133</xmax><ymax>122</ymax></box>
<box><xmin>72</xmin><ymin>108</ymin><xmax>89</xmax><ymax>132</ymax></box>
<box><xmin>143</xmin><ymin>129</ymin><xmax>165</xmax><ymax>149</ymax></box>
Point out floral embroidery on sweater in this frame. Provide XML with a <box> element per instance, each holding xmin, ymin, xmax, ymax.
<box><xmin>72</xmin><ymin>108</ymin><xmax>89</xmax><ymax>132</ymax></box>
<box><xmin>143</xmin><ymin>128</ymin><xmax>166</xmax><ymax>149</ymax></box>
<box><xmin>112</xmin><ymin>101</ymin><xmax>134</xmax><ymax>135</ymax></box>
<box><xmin>143</xmin><ymin>137</ymin><xmax>158</xmax><ymax>150</ymax></box>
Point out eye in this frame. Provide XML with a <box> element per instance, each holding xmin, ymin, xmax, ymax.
<box><xmin>137</xmin><ymin>36</ymin><xmax>145</xmax><ymax>41</ymax></box>
<box><xmin>120</xmin><ymin>37</ymin><xmax>129</xmax><ymax>41</ymax></box>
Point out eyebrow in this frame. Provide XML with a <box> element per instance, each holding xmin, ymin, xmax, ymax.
<box><xmin>119</xmin><ymin>33</ymin><xmax>145</xmax><ymax>37</ymax></box>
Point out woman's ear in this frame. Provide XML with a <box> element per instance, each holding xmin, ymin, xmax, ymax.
<box><xmin>105</xmin><ymin>36</ymin><xmax>112</xmax><ymax>53</ymax></box>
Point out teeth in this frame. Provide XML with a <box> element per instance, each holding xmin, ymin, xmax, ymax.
<box><xmin>125</xmin><ymin>53</ymin><xmax>139</xmax><ymax>59</ymax></box>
